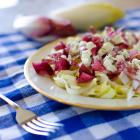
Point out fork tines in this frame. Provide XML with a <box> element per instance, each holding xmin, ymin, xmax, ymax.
<box><xmin>22</xmin><ymin>117</ymin><xmax>63</xmax><ymax>136</ymax></box>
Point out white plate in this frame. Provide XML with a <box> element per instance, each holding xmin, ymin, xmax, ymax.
<box><xmin>24</xmin><ymin>39</ymin><xmax>140</xmax><ymax>110</ymax></box>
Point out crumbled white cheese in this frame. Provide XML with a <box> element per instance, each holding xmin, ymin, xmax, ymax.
<box><xmin>125</xmin><ymin>32</ymin><xmax>136</xmax><ymax>46</ymax></box>
<box><xmin>79</xmin><ymin>41</ymin><xmax>87</xmax><ymax>47</ymax></box>
<box><xmin>132</xmin><ymin>59</ymin><xmax>140</xmax><ymax>69</ymax></box>
<box><xmin>133</xmin><ymin>40</ymin><xmax>140</xmax><ymax>51</ymax></box>
<box><xmin>67</xmin><ymin>37</ymin><xmax>81</xmax><ymax>45</ymax></box>
<box><xmin>86</xmin><ymin>42</ymin><xmax>96</xmax><ymax>50</ymax></box>
<box><xmin>98</xmin><ymin>42</ymin><xmax>114</xmax><ymax>56</ymax></box>
<box><xmin>115</xmin><ymin>54</ymin><xmax>125</xmax><ymax>62</ymax></box>
<box><xmin>120</xmin><ymin>49</ymin><xmax>129</xmax><ymax>59</ymax></box>
<box><xmin>70</xmin><ymin>44</ymin><xmax>79</xmax><ymax>54</ymax></box>
<box><xmin>75</xmin><ymin>36</ymin><xmax>81</xmax><ymax>42</ymax></box>
<box><xmin>115</xmin><ymin>50</ymin><xmax>129</xmax><ymax>62</ymax></box>
<box><xmin>67</xmin><ymin>54</ymin><xmax>72</xmax><ymax>62</ymax></box>
<box><xmin>103</xmin><ymin>54</ymin><xmax>117</xmax><ymax>72</ymax></box>
<box><xmin>111</xmin><ymin>33</ymin><xmax>125</xmax><ymax>44</ymax></box>
<box><xmin>66</xmin><ymin>37</ymin><xmax>75</xmax><ymax>45</ymax></box>
<box><xmin>79</xmin><ymin>41</ymin><xmax>96</xmax><ymax>51</ymax></box>
<box><xmin>67</xmin><ymin>37</ymin><xmax>81</xmax><ymax>54</ymax></box>
<box><xmin>61</xmin><ymin>55</ymin><xmax>67</xmax><ymax>59</ymax></box>
<box><xmin>93</xmin><ymin>55</ymin><xmax>100</xmax><ymax>61</ymax></box>
<box><xmin>81</xmin><ymin>50</ymin><xmax>92</xmax><ymax>66</ymax></box>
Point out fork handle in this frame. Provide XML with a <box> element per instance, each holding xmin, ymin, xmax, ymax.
<box><xmin>0</xmin><ymin>94</ymin><xmax>19</xmax><ymax>109</ymax></box>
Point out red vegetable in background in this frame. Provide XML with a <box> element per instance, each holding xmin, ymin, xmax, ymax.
<box><xmin>28</xmin><ymin>17</ymin><xmax>76</xmax><ymax>38</ymax></box>
<box><xmin>51</xmin><ymin>18</ymin><xmax>76</xmax><ymax>37</ymax></box>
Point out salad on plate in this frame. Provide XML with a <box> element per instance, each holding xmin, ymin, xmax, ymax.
<box><xmin>32</xmin><ymin>27</ymin><xmax>140</xmax><ymax>100</ymax></box>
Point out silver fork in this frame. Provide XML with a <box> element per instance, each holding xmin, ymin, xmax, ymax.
<box><xmin>0</xmin><ymin>94</ymin><xmax>63</xmax><ymax>136</ymax></box>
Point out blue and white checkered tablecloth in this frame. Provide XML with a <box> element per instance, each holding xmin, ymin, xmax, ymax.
<box><xmin>0</xmin><ymin>8</ymin><xmax>140</xmax><ymax>140</ymax></box>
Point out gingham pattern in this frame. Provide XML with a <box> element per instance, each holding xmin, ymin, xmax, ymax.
<box><xmin>0</xmin><ymin>8</ymin><xmax>140</xmax><ymax>140</ymax></box>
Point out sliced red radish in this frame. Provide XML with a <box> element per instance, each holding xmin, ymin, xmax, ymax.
<box><xmin>32</xmin><ymin>61</ymin><xmax>54</xmax><ymax>76</ymax></box>
<box><xmin>55</xmin><ymin>58</ymin><xmax>70</xmax><ymax>71</ymax></box>
<box><xmin>79</xmin><ymin>64</ymin><xmax>92</xmax><ymax>75</ymax></box>
<box><xmin>92</xmin><ymin>60</ymin><xmax>105</xmax><ymax>72</ymax></box>
<box><xmin>42</xmin><ymin>59</ymin><xmax>54</xmax><ymax>65</ymax></box>
<box><xmin>64</xmin><ymin>46</ymin><xmax>70</xmax><ymax>56</ymax></box>
<box><xmin>125</xmin><ymin>66</ymin><xmax>136</xmax><ymax>79</ymax></box>
<box><xmin>51</xmin><ymin>52</ymin><xmax>62</xmax><ymax>59</ymax></box>
<box><xmin>128</xmin><ymin>66</ymin><xmax>137</xmax><ymax>74</ymax></box>
<box><xmin>77</xmin><ymin>72</ymin><xmax>94</xmax><ymax>83</ymax></box>
<box><xmin>91</xmin><ymin>47</ymin><xmax>98</xmax><ymax>56</ymax></box>
<box><xmin>92</xmin><ymin>36</ymin><xmax>103</xmax><ymax>48</ymax></box>
<box><xmin>107</xmin><ymin>72</ymin><xmax>119</xmax><ymax>79</ymax></box>
<box><xmin>116</xmin><ymin>61</ymin><xmax>127</xmax><ymax>73</ymax></box>
<box><xmin>116</xmin><ymin>43</ymin><xmax>129</xmax><ymax>49</ymax></box>
<box><xmin>82</xmin><ymin>34</ymin><xmax>92</xmax><ymax>42</ymax></box>
<box><xmin>54</xmin><ymin>42</ymin><xmax>66</xmax><ymax>50</ymax></box>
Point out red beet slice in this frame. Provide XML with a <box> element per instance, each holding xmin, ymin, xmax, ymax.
<box><xmin>55</xmin><ymin>58</ymin><xmax>70</xmax><ymax>71</ymax></box>
<box><xmin>116</xmin><ymin>43</ymin><xmax>129</xmax><ymax>49</ymax></box>
<box><xmin>77</xmin><ymin>72</ymin><xmax>94</xmax><ymax>83</ymax></box>
<box><xmin>127</xmin><ymin>66</ymin><xmax>137</xmax><ymax>74</ymax></box>
<box><xmin>107</xmin><ymin>72</ymin><xmax>119</xmax><ymax>79</ymax></box>
<box><xmin>92</xmin><ymin>36</ymin><xmax>103</xmax><ymax>48</ymax></box>
<box><xmin>116</xmin><ymin>61</ymin><xmax>127</xmax><ymax>73</ymax></box>
<box><xmin>92</xmin><ymin>60</ymin><xmax>105</xmax><ymax>72</ymax></box>
<box><xmin>91</xmin><ymin>47</ymin><xmax>98</xmax><ymax>56</ymax></box>
<box><xmin>54</xmin><ymin>42</ymin><xmax>66</xmax><ymax>50</ymax></box>
<box><xmin>51</xmin><ymin>52</ymin><xmax>63</xmax><ymax>59</ymax></box>
<box><xmin>64</xmin><ymin>46</ymin><xmax>70</xmax><ymax>56</ymax></box>
<box><xmin>82</xmin><ymin>34</ymin><xmax>92</xmax><ymax>42</ymax></box>
<box><xmin>79</xmin><ymin>64</ymin><xmax>92</xmax><ymax>75</ymax></box>
<box><xmin>32</xmin><ymin>61</ymin><xmax>54</xmax><ymax>76</ymax></box>
<box><xmin>42</xmin><ymin>59</ymin><xmax>54</xmax><ymax>65</ymax></box>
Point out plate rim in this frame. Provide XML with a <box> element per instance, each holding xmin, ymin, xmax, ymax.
<box><xmin>24</xmin><ymin>39</ymin><xmax>140</xmax><ymax>110</ymax></box>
